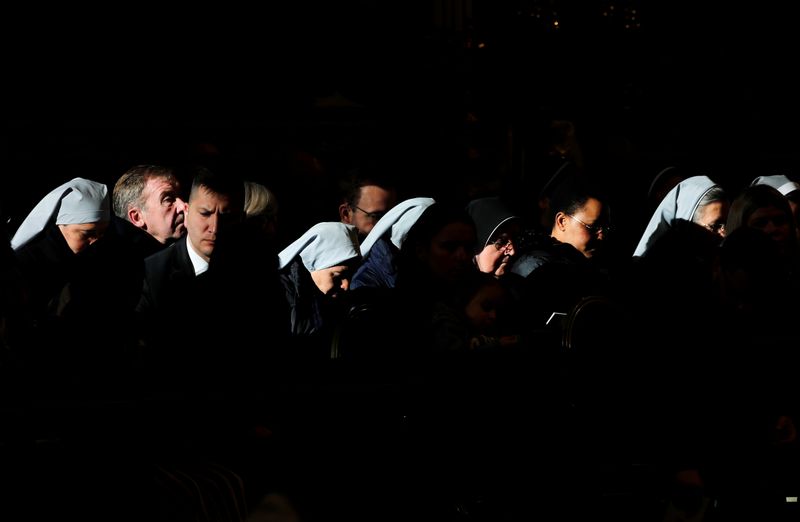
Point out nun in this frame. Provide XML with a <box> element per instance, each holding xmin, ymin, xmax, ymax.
<box><xmin>633</xmin><ymin>175</ymin><xmax>729</xmax><ymax>258</ymax></box>
<box><xmin>12</xmin><ymin>177</ymin><xmax>110</xmax><ymax>253</ymax></box>
<box><xmin>277</xmin><ymin>222</ymin><xmax>361</xmax><ymax>338</ymax></box>
<box><xmin>466</xmin><ymin>196</ymin><xmax>521</xmax><ymax>278</ymax></box>
<box><xmin>350</xmin><ymin>196</ymin><xmax>435</xmax><ymax>290</ymax></box>
<box><xmin>11</xmin><ymin>177</ymin><xmax>111</xmax><ymax>314</ymax></box>
<box><xmin>9</xmin><ymin>177</ymin><xmax>120</xmax><ymax>392</ymax></box>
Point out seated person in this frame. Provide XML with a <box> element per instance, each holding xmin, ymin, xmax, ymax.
<box><xmin>350</xmin><ymin>196</ymin><xmax>435</xmax><ymax>290</ymax></box>
<box><xmin>750</xmin><ymin>173</ymin><xmax>800</xmax><ymax>239</ymax></box>
<box><xmin>634</xmin><ymin>175</ymin><xmax>728</xmax><ymax>258</ymax></box>
<box><xmin>466</xmin><ymin>196</ymin><xmax>522</xmax><ymax>278</ymax></box>
<box><xmin>509</xmin><ymin>178</ymin><xmax>613</xmax><ymax>327</ymax></box>
<box><xmin>338</xmin><ymin>169</ymin><xmax>397</xmax><ymax>241</ymax></box>
<box><xmin>9</xmin><ymin>178</ymin><xmax>135</xmax><ymax>394</ymax></box>
<box><xmin>277</xmin><ymin>222</ymin><xmax>361</xmax><ymax>359</ymax></box>
<box><xmin>111</xmin><ymin>164</ymin><xmax>187</xmax><ymax>259</ymax></box>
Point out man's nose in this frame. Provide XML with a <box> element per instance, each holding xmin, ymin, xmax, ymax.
<box><xmin>208</xmin><ymin>214</ymin><xmax>219</xmax><ymax>233</ymax></box>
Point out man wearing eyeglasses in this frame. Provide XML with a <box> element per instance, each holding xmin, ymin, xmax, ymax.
<box><xmin>338</xmin><ymin>170</ymin><xmax>397</xmax><ymax>241</ymax></box>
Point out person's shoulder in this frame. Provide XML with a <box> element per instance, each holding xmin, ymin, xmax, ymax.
<box><xmin>369</xmin><ymin>235</ymin><xmax>397</xmax><ymax>258</ymax></box>
<box><xmin>143</xmin><ymin>236</ymin><xmax>186</xmax><ymax>272</ymax></box>
<box><xmin>108</xmin><ymin>216</ymin><xmax>163</xmax><ymax>258</ymax></box>
<box><xmin>13</xmin><ymin>222</ymin><xmax>69</xmax><ymax>265</ymax></box>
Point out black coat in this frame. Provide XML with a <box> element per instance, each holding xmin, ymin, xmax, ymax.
<box><xmin>138</xmin><ymin>234</ymin><xmax>290</xmax><ymax>394</ymax></box>
<box><xmin>12</xmin><ymin>223</ymin><xmax>143</xmax><ymax>396</ymax></box>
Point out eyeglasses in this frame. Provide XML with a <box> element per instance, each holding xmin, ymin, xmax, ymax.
<box><xmin>567</xmin><ymin>214</ymin><xmax>612</xmax><ymax>235</ymax></box>
<box><xmin>491</xmin><ymin>236</ymin><xmax>514</xmax><ymax>251</ymax></box>
<box><xmin>702</xmin><ymin>222</ymin><xmax>726</xmax><ymax>233</ymax></box>
<box><xmin>351</xmin><ymin>205</ymin><xmax>386</xmax><ymax>221</ymax></box>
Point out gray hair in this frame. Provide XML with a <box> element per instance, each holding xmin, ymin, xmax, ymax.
<box><xmin>112</xmin><ymin>165</ymin><xmax>179</xmax><ymax>220</ymax></box>
<box><xmin>692</xmin><ymin>186</ymin><xmax>727</xmax><ymax>224</ymax></box>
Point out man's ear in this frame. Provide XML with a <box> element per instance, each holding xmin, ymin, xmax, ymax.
<box><xmin>554</xmin><ymin>212</ymin><xmax>569</xmax><ymax>233</ymax></box>
<box><xmin>128</xmin><ymin>207</ymin><xmax>146</xmax><ymax>228</ymax></box>
<box><xmin>339</xmin><ymin>203</ymin><xmax>352</xmax><ymax>224</ymax></box>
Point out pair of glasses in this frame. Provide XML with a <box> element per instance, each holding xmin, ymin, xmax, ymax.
<box><xmin>351</xmin><ymin>205</ymin><xmax>386</xmax><ymax>220</ymax></box>
<box><xmin>568</xmin><ymin>214</ymin><xmax>612</xmax><ymax>235</ymax></box>
<box><xmin>491</xmin><ymin>237</ymin><xmax>514</xmax><ymax>251</ymax></box>
<box><xmin>702</xmin><ymin>222</ymin><xmax>726</xmax><ymax>233</ymax></box>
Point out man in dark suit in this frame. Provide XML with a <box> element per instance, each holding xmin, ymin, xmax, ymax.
<box><xmin>136</xmin><ymin>166</ymin><xmax>246</xmax><ymax>389</ymax></box>
<box><xmin>137</xmin><ymin>166</ymin><xmax>290</xmax><ymax>393</ymax></box>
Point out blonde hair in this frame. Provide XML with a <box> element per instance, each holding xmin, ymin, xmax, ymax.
<box><xmin>243</xmin><ymin>181</ymin><xmax>278</xmax><ymax>220</ymax></box>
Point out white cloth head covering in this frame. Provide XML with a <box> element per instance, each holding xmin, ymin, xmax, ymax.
<box><xmin>358</xmin><ymin>197</ymin><xmax>436</xmax><ymax>258</ymax></box>
<box><xmin>11</xmin><ymin>177</ymin><xmax>110</xmax><ymax>251</ymax></box>
<box><xmin>278</xmin><ymin>222</ymin><xmax>361</xmax><ymax>271</ymax></box>
<box><xmin>633</xmin><ymin>175</ymin><xmax>721</xmax><ymax>257</ymax></box>
<box><xmin>750</xmin><ymin>174</ymin><xmax>800</xmax><ymax>196</ymax></box>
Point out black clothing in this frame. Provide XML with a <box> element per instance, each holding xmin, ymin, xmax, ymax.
<box><xmin>509</xmin><ymin>232</ymin><xmax>611</xmax><ymax>328</ymax></box>
<box><xmin>12</xmin><ymin>223</ymin><xmax>142</xmax><ymax>397</ymax></box>
<box><xmin>138</xmin><ymin>230</ymin><xmax>289</xmax><ymax>395</ymax></box>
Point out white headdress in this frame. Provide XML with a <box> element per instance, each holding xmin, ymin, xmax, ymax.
<box><xmin>278</xmin><ymin>222</ymin><xmax>361</xmax><ymax>271</ymax></box>
<box><xmin>11</xmin><ymin>177</ymin><xmax>110</xmax><ymax>250</ymax></box>
<box><xmin>633</xmin><ymin>175</ymin><xmax>721</xmax><ymax>257</ymax></box>
<box><xmin>751</xmin><ymin>174</ymin><xmax>800</xmax><ymax>196</ymax></box>
<box><xmin>358</xmin><ymin>197</ymin><xmax>435</xmax><ymax>258</ymax></box>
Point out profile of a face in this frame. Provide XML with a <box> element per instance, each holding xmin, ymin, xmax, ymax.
<box><xmin>58</xmin><ymin>221</ymin><xmax>109</xmax><ymax>254</ymax></box>
<box><xmin>475</xmin><ymin>231</ymin><xmax>517</xmax><ymax>277</ymax></box>
<box><xmin>310</xmin><ymin>264</ymin><xmax>353</xmax><ymax>297</ymax></box>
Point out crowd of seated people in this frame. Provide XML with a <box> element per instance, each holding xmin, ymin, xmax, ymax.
<box><xmin>1</xmin><ymin>154</ymin><xmax>798</xmax><ymax>522</ymax></box>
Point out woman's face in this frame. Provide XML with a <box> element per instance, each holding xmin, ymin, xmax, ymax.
<box><xmin>423</xmin><ymin>222</ymin><xmax>477</xmax><ymax>285</ymax></box>
<box><xmin>475</xmin><ymin>226</ymin><xmax>520</xmax><ymax>277</ymax></box>
<box><xmin>556</xmin><ymin>197</ymin><xmax>608</xmax><ymax>258</ymax></box>
<box><xmin>58</xmin><ymin>221</ymin><xmax>109</xmax><ymax>253</ymax></box>
<box><xmin>747</xmin><ymin>205</ymin><xmax>793</xmax><ymax>247</ymax></box>
<box><xmin>310</xmin><ymin>264</ymin><xmax>353</xmax><ymax>297</ymax></box>
<box><xmin>695</xmin><ymin>200</ymin><xmax>729</xmax><ymax>237</ymax></box>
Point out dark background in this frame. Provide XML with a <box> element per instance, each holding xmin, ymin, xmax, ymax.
<box><xmin>4</xmin><ymin>0</ymin><xmax>799</xmax><ymax>237</ymax></box>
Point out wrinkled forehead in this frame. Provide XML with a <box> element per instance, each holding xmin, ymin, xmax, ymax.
<box><xmin>144</xmin><ymin>175</ymin><xmax>181</xmax><ymax>195</ymax></box>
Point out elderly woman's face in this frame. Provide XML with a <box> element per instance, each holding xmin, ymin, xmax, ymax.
<box><xmin>475</xmin><ymin>232</ymin><xmax>516</xmax><ymax>277</ymax></box>
<box><xmin>58</xmin><ymin>221</ymin><xmax>109</xmax><ymax>253</ymax></box>
<box><xmin>695</xmin><ymin>200</ymin><xmax>729</xmax><ymax>237</ymax></box>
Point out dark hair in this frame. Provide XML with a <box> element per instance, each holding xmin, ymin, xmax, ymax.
<box><xmin>726</xmin><ymin>184</ymin><xmax>793</xmax><ymax>235</ymax></box>
<box><xmin>547</xmin><ymin>177</ymin><xmax>609</xmax><ymax>227</ymax></box>
<box><xmin>188</xmin><ymin>165</ymin><xmax>245</xmax><ymax>210</ymax></box>
<box><xmin>395</xmin><ymin>201</ymin><xmax>476</xmax><ymax>288</ymax></box>
<box><xmin>339</xmin><ymin>167</ymin><xmax>397</xmax><ymax>208</ymax></box>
